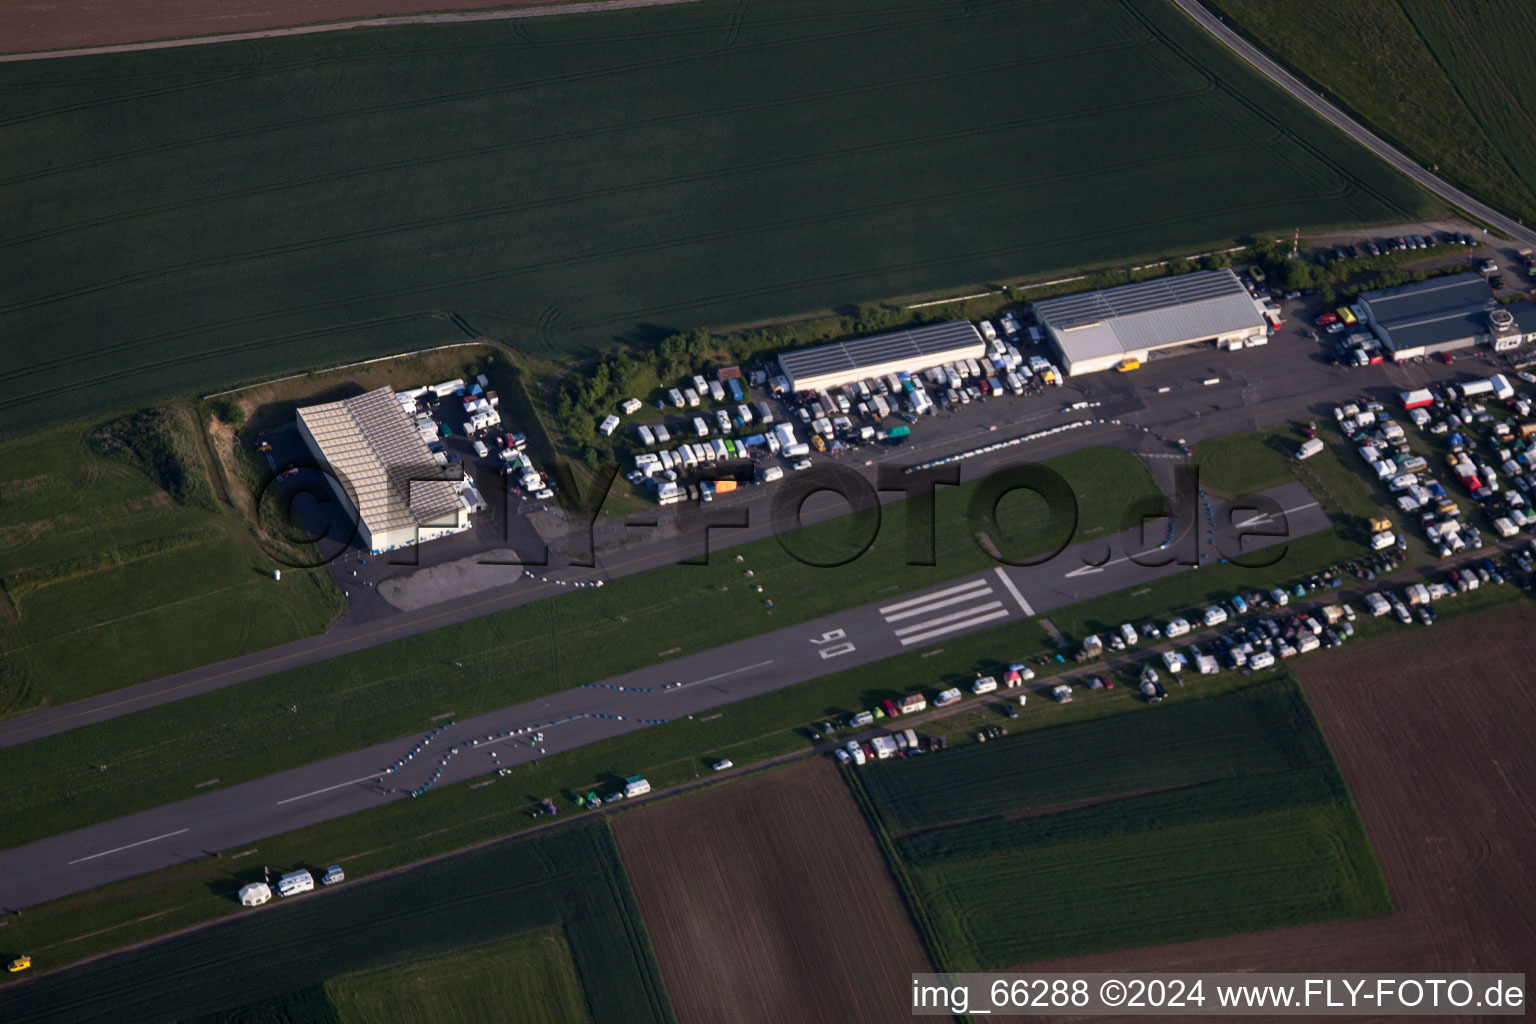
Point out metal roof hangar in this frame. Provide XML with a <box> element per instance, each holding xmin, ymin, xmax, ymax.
<box><xmin>777</xmin><ymin>320</ymin><xmax>984</xmax><ymax>393</ymax></box>
<box><xmin>1036</xmin><ymin>269</ymin><xmax>1267</xmax><ymax>376</ymax></box>
<box><xmin>1360</xmin><ymin>272</ymin><xmax>1536</xmax><ymax>358</ymax></box>
<box><xmin>296</xmin><ymin>387</ymin><xmax>470</xmax><ymax>555</ymax></box>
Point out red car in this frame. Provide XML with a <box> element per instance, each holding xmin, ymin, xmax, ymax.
<box><xmin>1315</xmin><ymin>312</ymin><xmax>1339</xmax><ymax>326</ymax></box>
<box><xmin>1440</xmin><ymin>351</ymin><xmax>1455</xmax><ymax>364</ymax></box>
<box><xmin>881</xmin><ymin>699</ymin><xmax>900</xmax><ymax>718</ymax></box>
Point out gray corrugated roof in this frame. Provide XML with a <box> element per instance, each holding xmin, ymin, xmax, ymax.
<box><xmin>778</xmin><ymin>321</ymin><xmax>982</xmax><ymax>383</ymax></box>
<box><xmin>1035</xmin><ymin>269</ymin><xmax>1265</xmax><ymax>364</ymax></box>
<box><xmin>1361</xmin><ymin>272</ymin><xmax>1491</xmax><ymax>322</ymax></box>
<box><xmin>1378</xmin><ymin>306</ymin><xmax>1492</xmax><ymax>352</ymax></box>
<box><xmin>298</xmin><ymin>387</ymin><xmax>462</xmax><ymax>533</ymax></box>
<box><xmin>1362</xmin><ymin>273</ymin><xmax>1505</xmax><ymax>352</ymax></box>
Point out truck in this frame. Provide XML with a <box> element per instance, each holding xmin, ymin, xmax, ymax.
<box><xmin>1296</xmin><ymin>438</ymin><xmax>1324</xmax><ymax>460</ymax></box>
<box><xmin>757</xmin><ymin>464</ymin><xmax>783</xmax><ymax>484</ymax></box>
<box><xmin>699</xmin><ymin>479</ymin><xmax>738</xmax><ymax>501</ymax></box>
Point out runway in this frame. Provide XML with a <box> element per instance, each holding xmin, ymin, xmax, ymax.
<box><xmin>0</xmin><ymin>481</ymin><xmax>1329</xmax><ymax>909</ymax></box>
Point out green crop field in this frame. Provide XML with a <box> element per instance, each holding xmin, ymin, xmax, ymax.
<box><xmin>1209</xmin><ymin>0</ymin><xmax>1536</xmax><ymax>225</ymax></box>
<box><xmin>0</xmin><ymin>0</ymin><xmax>1435</xmax><ymax>438</ymax></box>
<box><xmin>858</xmin><ymin>681</ymin><xmax>1329</xmax><ymax>832</ymax></box>
<box><xmin>0</xmin><ymin>412</ymin><xmax>343</xmax><ymax>717</ymax></box>
<box><xmin>0</xmin><ymin>822</ymin><xmax>672</xmax><ymax>1024</ymax></box>
<box><xmin>0</xmin><ymin>445</ymin><xmax>1157</xmax><ymax>851</ymax></box>
<box><xmin>326</xmin><ymin>929</ymin><xmax>593</xmax><ymax>1024</ymax></box>
<box><xmin>850</xmin><ymin>678</ymin><xmax>1390</xmax><ymax>970</ymax></box>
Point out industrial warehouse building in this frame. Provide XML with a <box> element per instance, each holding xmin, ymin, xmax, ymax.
<box><xmin>1360</xmin><ymin>272</ymin><xmax>1536</xmax><ymax>359</ymax></box>
<box><xmin>776</xmin><ymin>320</ymin><xmax>984</xmax><ymax>393</ymax></box>
<box><xmin>296</xmin><ymin>387</ymin><xmax>471</xmax><ymax>555</ymax></box>
<box><xmin>1036</xmin><ymin>269</ymin><xmax>1268</xmax><ymax>376</ymax></box>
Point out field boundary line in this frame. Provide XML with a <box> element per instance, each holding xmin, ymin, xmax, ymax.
<box><xmin>0</xmin><ymin>0</ymin><xmax>707</xmax><ymax>63</ymax></box>
<box><xmin>201</xmin><ymin>341</ymin><xmax>493</xmax><ymax>400</ymax></box>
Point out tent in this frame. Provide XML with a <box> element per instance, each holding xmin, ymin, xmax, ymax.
<box><xmin>238</xmin><ymin>882</ymin><xmax>272</xmax><ymax>907</ymax></box>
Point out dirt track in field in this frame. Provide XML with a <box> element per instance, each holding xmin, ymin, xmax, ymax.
<box><xmin>612</xmin><ymin>759</ymin><xmax>932</xmax><ymax>1024</ymax></box>
<box><xmin>0</xmin><ymin>0</ymin><xmax>695</xmax><ymax>58</ymax></box>
<box><xmin>1014</xmin><ymin>602</ymin><xmax>1536</xmax><ymax>1023</ymax></box>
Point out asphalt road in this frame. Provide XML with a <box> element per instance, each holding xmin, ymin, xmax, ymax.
<box><xmin>0</xmin><ymin>479</ymin><xmax>1329</xmax><ymax>910</ymax></box>
<box><xmin>1171</xmin><ymin>0</ymin><xmax>1536</xmax><ymax>250</ymax></box>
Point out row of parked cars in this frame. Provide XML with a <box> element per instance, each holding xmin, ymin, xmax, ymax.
<box><xmin>1318</xmin><ymin>231</ymin><xmax>1477</xmax><ymax>265</ymax></box>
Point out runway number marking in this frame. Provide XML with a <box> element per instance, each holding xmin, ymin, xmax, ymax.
<box><xmin>810</xmin><ymin>629</ymin><xmax>856</xmax><ymax>659</ymax></box>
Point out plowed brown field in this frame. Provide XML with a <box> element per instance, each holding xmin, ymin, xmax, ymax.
<box><xmin>1016</xmin><ymin>602</ymin><xmax>1536</xmax><ymax>1022</ymax></box>
<box><xmin>612</xmin><ymin>759</ymin><xmax>932</xmax><ymax>1024</ymax></box>
<box><xmin>2</xmin><ymin>0</ymin><xmax>619</xmax><ymax>55</ymax></box>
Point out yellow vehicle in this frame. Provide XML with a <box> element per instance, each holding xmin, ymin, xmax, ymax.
<box><xmin>8</xmin><ymin>955</ymin><xmax>31</xmax><ymax>973</ymax></box>
<box><xmin>1116</xmin><ymin>357</ymin><xmax>1140</xmax><ymax>372</ymax></box>
<box><xmin>810</xmin><ymin>434</ymin><xmax>827</xmax><ymax>452</ymax></box>
<box><xmin>1368</xmin><ymin>516</ymin><xmax>1392</xmax><ymax>534</ymax></box>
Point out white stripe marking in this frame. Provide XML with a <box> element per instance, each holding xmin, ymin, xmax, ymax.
<box><xmin>276</xmin><ymin>773</ymin><xmax>381</xmax><ymax>805</ymax></box>
<box><xmin>882</xmin><ymin>587</ymin><xmax>996</xmax><ymax>622</ymax></box>
<box><xmin>682</xmin><ymin>659</ymin><xmax>775</xmax><ymax>688</ymax></box>
<box><xmin>68</xmin><ymin>828</ymin><xmax>190</xmax><ymax>865</ymax></box>
<box><xmin>993</xmin><ymin>567</ymin><xmax>1035</xmax><ymax>616</ymax></box>
<box><xmin>878</xmin><ymin>578</ymin><xmax>989</xmax><ymax>615</ymax></box>
<box><xmin>898</xmin><ymin>609</ymin><xmax>1011</xmax><ymax>646</ymax></box>
<box><xmin>893</xmin><ymin>601</ymin><xmax>1005</xmax><ymax>637</ymax></box>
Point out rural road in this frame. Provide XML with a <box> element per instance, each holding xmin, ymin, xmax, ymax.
<box><xmin>0</xmin><ymin>0</ymin><xmax>703</xmax><ymax>63</ymax></box>
<box><xmin>0</xmin><ymin>481</ymin><xmax>1329</xmax><ymax>910</ymax></box>
<box><xmin>1172</xmin><ymin>0</ymin><xmax>1536</xmax><ymax>250</ymax></box>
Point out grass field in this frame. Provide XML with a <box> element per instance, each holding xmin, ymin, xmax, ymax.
<box><xmin>0</xmin><ymin>568</ymin><xmax>1512</xmax><ymax>985</ymax></box>
<box><xmin>0</xmin><ymin>412</ymin><xmax>343</xmax><ymax>717</ymax></box>
<box><xmin>858</xmin><ymin>682</ymin><xmax>1329</xmax><ymax>832</ymax></box>
<box><xmin>326</xmin><ymin>929</ymin><xmax>592</xmax><ymax>1024</ymax></box>
<box><xmin>0</xmin><ymin>0</ymin><xmax>1435</xmax><ymax>438</ymax></box>
<box><xmin>849</xmin><ymin>678</ymin><xmax>1390</xmax><ymax>970</ymax></box>
<box><xmin>1209</xmin><ymin>0</ymin><xmax>1536</xmax><ymax>225</ymax></box>
<box><xmin>0</xmin><ymin>445</ymin><xmax>1157</xmax><ymax>851</ymax></box>
<box><xmin>0</xmin><ymin>823</ymin><xmax>671</xmax><ymax>1024</ymax></box>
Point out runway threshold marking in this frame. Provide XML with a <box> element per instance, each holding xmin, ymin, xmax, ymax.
<box><xmin>878</xmin><ymin>578</ymin><xmax>989</xmax><ymax>615</ymax></box>
<box><xmin>993</xmin><ymin>567</ymin><xmax>1035</xmax><ymax>616</ymax></box>
<box><xmin>892</xmin><ymin>601</ymin><xmax>1005</xmax><ymax>637</ymax></box>
<box><xmin>898</xmin><ymin>608</ymin><xmax>1010</xmax><ymax>646</ymax></box>
<box><xmin>68</xmin><ymin>828</ymin><xmax>190</xmax><ymax>865</ymax></box>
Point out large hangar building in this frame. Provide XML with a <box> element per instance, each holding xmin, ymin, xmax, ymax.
<box><xmin>777</xmin><ymin>320</ymin><xmax>984</xmax><ymax>393</ymax></box>
<box><xmin>1359</xmin><ymin>272</ymin><xmax>1536</xmax><ymax>359</ymax></box>
<box><xmin>297</xmin><ymin>387</ymin><xmax>471</xmax><ymax>555</ymax></box>
<box><xmin>1036</xmin><ymin>269</ymin><xmax>1268</xmax><ymax>376</ymax></box>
